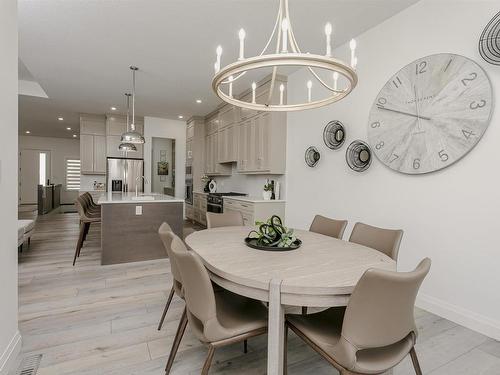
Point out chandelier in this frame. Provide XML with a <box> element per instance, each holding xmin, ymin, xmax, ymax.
<box><xmin>120</xmin><ymin>66</ymin><xmax>145</xmax><ymax>144</ymax></box>
<box><xmin>211</xmin><ymin>0</ymin><xmax>358</xmax><ymax>112</ymax></box>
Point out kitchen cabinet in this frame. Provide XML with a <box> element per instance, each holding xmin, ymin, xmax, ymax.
<box><xmin>105</xmin><ymin>115</ymin><xmax>144</xmax><ymax>158</ymax></box>
<box><xmin>223</xmin><ymin>198</ymin><xmax>286</xmax><ymax>227</ymax></box>
<box><xmin>218</xmin><ymin>124</ymin><xmax>238</xmax><ymax>163</ymax></box>
<box><xmin>237</xmin><ymin>111</ymin><xmax>285</xmax><ymax>174</ymax></box>
<box><xmin>80</xmin><ymin>114</ymin><xmax>106</xmax><ymax>136</ymax></box>
<box><xmin>193</xmin><ymin>192</ymin><xmax>207</xmax><ymax>226</ymax></box>
<box><xmin>80</xmin><ymin>134</ymin><xmax>106</xmax><ymax>174</ymax></box>
<box><xmin>205</xmin><ymin>132</ymin><xmax>231</xmax><ymax>176</ymax></box>
<box><xmin>186</xmin><ymin>138</ymin><xmax>193</xmax><ymax>162</ymax></box>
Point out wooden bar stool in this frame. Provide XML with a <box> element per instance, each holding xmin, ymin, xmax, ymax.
<box><xmin>73</xmin><ymin>195</ymin><xmax>101</xmax><ymax>266</ymax></box>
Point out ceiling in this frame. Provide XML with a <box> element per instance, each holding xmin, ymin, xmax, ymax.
<box><xmin>18</xmin><ymin>0</ymin><xmax>420</xmax><ymax>139</ymax></box>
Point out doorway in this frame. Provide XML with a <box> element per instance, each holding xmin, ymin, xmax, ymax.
<box><xmin>150</xmin><ymin>137</ymin><xmax>176</xmax><ymax>196</ymax></box>
<box><xmin>19</xmin><ymin>149</ymin><xmax>51</xmax><ymax>204</ymax></box>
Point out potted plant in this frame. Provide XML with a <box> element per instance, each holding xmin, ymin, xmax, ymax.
<box><xmin>262</xmin><ymin>181</ymin><xmax>273</xmax><ymax>200</ymax></box>
<box><xmin>245</xmin><ymin>215</ymin><xmax>301</xmax><ymax>251</ymax></box>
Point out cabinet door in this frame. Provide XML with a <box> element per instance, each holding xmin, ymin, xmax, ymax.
<box><xmin>186</xmin><ymin>139</ymin><xmax>193</xmax><ymax>162</ymax></box>
<box><xmin>255</xmin><ymin>113</ymin><xmax>270</xmax><ymax>171</ymax></box>
<box><xmin>238</xmin><ymin>121</ymin><xmax>250</xmax><ymax>171</ymax></box>
<box><xmin>217</xmin><ymin>128</ymin><xmax>226</xmax><ymax>163</ymax></box>
<box><xmin>227</xmin><ymin>124</ymin><xmax>238</xmax><ymax>162</ymax></box>
<box><xmin>246</xmin><ymin>118</ymin><xmax>258</xmax><ymax>172</ymax></box>
<box><xmin>106</xmin><ymin>135</ymin><xmax>126</xmax><ymax>158</ymax></box>
<box><xmin>93</xmin><ymin>135</ymin><xmax>107</xmax><ymax>174</ymax></box>
<box><xmin>80</xmin><ymin>134</ymin><xmax>94</xmax><ymax>173</ymax></box>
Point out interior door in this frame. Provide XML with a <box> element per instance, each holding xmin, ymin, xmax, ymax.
<box><xmin>19</xmin><ymin>149</ymin><xmax>51</xmax><ymax>204</ymax></box>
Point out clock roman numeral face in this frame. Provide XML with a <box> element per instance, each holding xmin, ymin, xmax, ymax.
<box><xmin>367</xmin><ymin>53</ymin><xmax>493</xmax><ymax>174</ymax></box>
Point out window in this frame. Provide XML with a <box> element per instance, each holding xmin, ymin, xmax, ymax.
<box><xmin>39</xmin><ymin>152</ymin><xmax>47</xmax><ymax>185</ymax></box>
<box><xmin>66</xmin><ymin>158</ymin><xmax>81</xmax><ymax>190</ymax></box>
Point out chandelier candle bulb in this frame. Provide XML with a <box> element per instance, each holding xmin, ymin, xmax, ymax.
<box><xmin>307</xmin><ymin>80</ymin><xmax>312</xmax><ymax>102</ymax></box>
<box><xmin>238</xmin><ymin>28</ymin><xmax>246</xmax><ymax>60</ymax></box>
<box><xmin>333</xmin><ymin>71</ymin><xmax>339</xmax><ymax>91</ymax></box>
<box><xmin>216</xmin><ymin>45</ymin><xmax>223</xmax><ymax>71</ymax></box>
<box><xmin>229</xmin><ymin>75</ymin><xmax>234</xmax><ymax>98</ymax></box>
<box><xmin>325</xmin><ymin>22</ymin><xmax>333</xmax><ymax>56</ymax></box>
<box><xmin>279</xmin><ymin>83</ymin><xmax>285</xmax><ymax>105</ymax></box>
<box><xmin>281</xmin><ymin>18</ymin><xmax>289</xmax><ymax>53</ymax></box>
<box><xmin>252</xmin><ymin>82</ymin><xmax>257</xmax><ymax>103</ymax></box>
<box><xmin>350</xmin><ymin>38</ymin><xmax>357</xmax><ymax>68</ymax></box>
<box><xmin>353</xmin><ymin>56</ymin><xmax>358</xmax><ymax>70</ymax></box>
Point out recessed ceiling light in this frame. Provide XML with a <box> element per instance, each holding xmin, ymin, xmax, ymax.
<box><xmin>196</xmin><ymin>99</ymin><xmax>202</xmax><ymax>104</ymax></box>
<box><xmin>25</xmin><ymin>130</ymin><xmax>31</xmax><ymax>134</ymax></box>
<box><xmin>178</xmin><ymin>115</ymin><xmax>184</xmax><ymax>119</ymax></box>
<box><xmin>110</xmin><ymin>107</ymin><xmax>117</xmax><ymax>111</ymax></box>
<box><xmin>66</xmin><ymin>127</ymin><xmax>71</xmax><ymax>130</ymax></box>
<box><xmin>73</xmin><ymin>134</ymin><xmax>77</xmax><ymax>138</ymax></box>
<box><xmin>58</xmin><ymin>117</ymin><xmax>64</xmax><ymax>121</ymax></box>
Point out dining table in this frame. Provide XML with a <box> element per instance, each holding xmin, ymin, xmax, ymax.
<box><xmin>185</xmin><ymin>226</ymin><xmax>396</xmax><ymax>375</ymax></box>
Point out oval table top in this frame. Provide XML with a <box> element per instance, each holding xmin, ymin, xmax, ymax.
<box><xmin>185</xmin><ymin>226</ymin><xmax>396</xmax><ymax>306</ymax></box>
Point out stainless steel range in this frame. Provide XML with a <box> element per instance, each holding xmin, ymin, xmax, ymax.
<box><xmin>207</xmin><ymin>192</ymin><xmax>247</xmax><ymax>213</ymax></box>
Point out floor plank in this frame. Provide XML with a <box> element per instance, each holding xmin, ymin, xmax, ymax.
<box><xmin>14</xmin><ymin>210</ymin><xmax>496</xmax><ymax>375</ymax></box>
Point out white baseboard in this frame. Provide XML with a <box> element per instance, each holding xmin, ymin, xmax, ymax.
<box><xmin>0</xmin><ymin>331</ymin><xmax>21</xmax><ymax>375</ymax></box>
<box><xmin>417</xmin><ymin>293</ymin><xmax>500</xmax><ymax>341</ymax></box>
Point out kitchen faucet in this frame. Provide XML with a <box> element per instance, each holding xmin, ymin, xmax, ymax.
<box><xmin>135</xmin><ymin>175</ymin><xmax>149</xmax><ymax>196</ymax></box>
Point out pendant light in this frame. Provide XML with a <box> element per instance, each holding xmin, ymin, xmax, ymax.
<box><xmin>118</xmin><ymin>92</ymin><xmax>137</xmax><ymax>152</ymax></box>
<box><xmin>121</xmin><ymin>66</ymin><xmax>145</xmax><ymax>144</ymax></box>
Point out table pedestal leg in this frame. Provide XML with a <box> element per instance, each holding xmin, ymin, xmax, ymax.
<box><xmin>268</xmin><ymin>279</ymin><xmax>284</xmax><ymax>375</ymax></box>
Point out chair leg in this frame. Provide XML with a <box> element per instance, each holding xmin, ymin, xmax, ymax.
<box><xmin>158</xmin><ymin>286</ymin><xmax>175</xmax><ymax>331</ymax></box>
<box><xmin>19</xmin><ymin>243</ymin><xmax>23</xmax><ymax>253</ymax></box>
<box><xmin>302</xmin><ymin>306</ymin><xmax>307</xmax><ymax>315</ymax></box>
<box><xmin>201</xmin><ymin>345</ymin><xmax>216</xmax><ymax>375</ymax></box>
<box><xmin>410</xmin><ymin>347</ymin><xmax>423</xmax><ymax>375</ymax></box>
<box><xmin>284</xmin><ymin>323</ymin><xmax>288</xmax><ymax>375</ymax></box>
<box><xmin>28</xmin><ymin>237</ymin><xmax>31</xmax><ymax>248</ymax></box>
<box><xmin>73</xmin><ymin>222</ymin><xmax>86</xmax><ymax>266</ymax></box>
<box><xmin>165</xmin><ymin>307</ymin><xmax>188</xmax><ymax>374</ymax></box>
<box><xmin>243</xmin><ymin>339</ymin><xmax>248</xmax><ymax>353</ymax></box>
<box><xmin>82</xmin><ymin>222</ymin><xmax>90</xmax><ymax>242</ymax></box>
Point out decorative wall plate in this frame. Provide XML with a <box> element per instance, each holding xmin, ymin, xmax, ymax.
<box><xmin>305</xmin><ymin>146</ymin><xmax>321</xmax><ymax>167</ymax></box>
<box><xmin>346</xmin><ymin>140</ymin><xmax>372</xmax><ymax>172</ymax></box>
<box><xmin>479</xmin><ymin>11</ymin><xmax>500</xmax><ymax>65</ymax></box>
<box><xmin>323</xmin><ymin>120</ymin><xmax>346</xmax><ymax>150</ymax></box>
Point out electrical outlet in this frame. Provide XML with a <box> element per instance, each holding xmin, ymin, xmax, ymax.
<box><xmin>135</xmin><ymin>205</ymin><xmax>142</xmax><ymax>215</ymax></box>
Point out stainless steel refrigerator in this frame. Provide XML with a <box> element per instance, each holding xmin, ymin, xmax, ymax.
<box><xmin>106</xmin><ymin>157</ymin><xmax>144</xmax><ymax>193</ymax></box>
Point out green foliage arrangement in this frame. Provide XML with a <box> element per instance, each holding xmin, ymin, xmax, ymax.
<box><xmin>247</xmin><ymin>215</ymin><xmax>298</xmax><ymax>248</ymax></box>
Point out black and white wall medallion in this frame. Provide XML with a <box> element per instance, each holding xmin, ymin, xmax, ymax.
<box><xmin>323</xmin><ymin>120</ymin><xmax>346</xmax><ymax>150</ymax></box>
<box><xmin>346</xmin><ymin>140</ymin><xmax>372</xmax><ymax>172</ymax></box>
<box><xmin>479</xmin><ymin>11</ymin><xmax>500</xmax><ymax>65</ymax></box>
<box><xmin>305</xmin><ymin>146</ymin><xmax>321</xmax><ymax>168</ymax></box>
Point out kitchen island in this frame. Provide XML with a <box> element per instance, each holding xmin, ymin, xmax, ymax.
<box><xmin>98</xmin><ymin>192</ymin><xmax>184</xmax><ymax>265</ymax></box>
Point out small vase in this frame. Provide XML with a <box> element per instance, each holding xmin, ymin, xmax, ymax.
<box><xmin>262</xmin><ymin>191</ymin><xmax>272</xmax><ymax>200</ymax></box>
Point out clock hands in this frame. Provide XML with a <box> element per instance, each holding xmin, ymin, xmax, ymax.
<box><xmin>377</xmin><ymin>106</ymin><xmax>431</xmax><ymax>121</ymax></box>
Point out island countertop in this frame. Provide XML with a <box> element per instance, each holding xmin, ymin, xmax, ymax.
<box><xmin>97</xmin><ymin>192</ymin><xmax>184</xmax><ymax>204</ymax></box>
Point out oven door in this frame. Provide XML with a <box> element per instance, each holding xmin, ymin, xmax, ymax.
<box><xmin>207</xmin><ymin>202</ymin><xmax>222</xmax><ymax>213</ymax></box>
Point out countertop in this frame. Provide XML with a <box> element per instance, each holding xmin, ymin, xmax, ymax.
<box><xmin>222</xmin><ymin>196</ymin><xmax>286</xmax><ymax>203</ymax></box>
<box><xmin>98</xmin><ymin>192</ymin><xmax>184</xmax><ymax>204</ymax></box>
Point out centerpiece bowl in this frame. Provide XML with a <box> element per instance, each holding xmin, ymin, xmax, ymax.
<box><xmin>244</xmin><ymin>215</ymin><xmax>301</xmax><ymax>251</ymax></box>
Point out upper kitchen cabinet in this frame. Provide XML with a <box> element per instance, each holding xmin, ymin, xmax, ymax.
<box><xmin>205</xmin><ymin>112</ymin><xmax>231</xmax><ymax>176</ymax></box>
<box><xmin>105</xmin><ymin>114</ymin><xmax>144</xmax><ymax>158</ymax></box>
<box><xmin>80</xmin><ymin>114</ymin><xmax>106</xmax><ymax>174</ymax></box>
<box><xmin>217</xmin><ymin>105</ymin><xmax>238</xmax><ymax>163</ymax></box>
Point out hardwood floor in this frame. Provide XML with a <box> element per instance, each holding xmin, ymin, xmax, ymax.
<box><xmin>14</xmin><ymin>211</ymin><xmax>500</xmax><ymax>374</ymax></box>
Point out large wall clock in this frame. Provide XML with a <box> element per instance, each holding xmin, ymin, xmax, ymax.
<box><xmin>367</xmin><ymin>53</ymin><xmax>493</xmax><ymax>174</ymax></box>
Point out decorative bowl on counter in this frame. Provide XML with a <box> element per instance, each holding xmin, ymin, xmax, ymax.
<box><xmin>245</xmin><ymin>215</ymin><xmax>301</xmax><ymax>252</ymax></box>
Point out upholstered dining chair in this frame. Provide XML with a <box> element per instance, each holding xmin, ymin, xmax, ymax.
<box><xmin>81</xmin><ymin>192</ymin><xmax>101</xmax><ymax>215</ymax></box>
<box><xmin>309</xmin><ymin>214</ymin><xmax>348</xmax><ymax>239</ymax></box>
<box><xmin>73</xmin><ymin>195</ymin><xmax>101</xmax><ymax>266</ymax></box>
<box><xmin>284</xmin><ymin>258</ymin><xmax>431</xmax><ymax>375</ymax></box>
<box><xmin>206</xmin><ymin>211</ymin><xmax>244</xmax><ymax>229</ymax></box>
<box><xmin>165</xmin><ymin>231</ymin><xmax>268</xmax><ymax>374</ymax></box>
<box><xmin>157</xmin><ymin>222</ymin><xmax>185</xmax><ymax>331</ymax></box>
<box><xmin>349</xmin><ymin>222</ymin><xmax>403</xmax><ymax>261</ymax></box>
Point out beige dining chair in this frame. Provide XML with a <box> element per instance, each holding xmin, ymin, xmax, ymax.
<box><xmin>349</xmin><ymin>222</ymin><xmax>403</xmax><ymax>261</ymax></box>
<box><xmin>81</xmin><ymin>192</ymin><xmax>101</xmax><ymax>215</ymax></box>
<box><xmin>73</xmin><ymin>196</ymin><xmax>101</xmax><ymax>266</ymax></box>
<box><xmin>284</xmin><ymin>258</ymin><xmax>431</xmax><ymax>375</ymax></box>
<box><xmin>309</xmin><ymin>214</ymin><xmax>348</xmax><ymax>239</ymax></box>
<box><xmin>206</xmin><ymin>211</ymin><xmax>244</xmax><ymax>229</ymax></box>
<box><xmin>166</xmin><ymin>231</ymin><xmax>268</xmax><ymax>374</ymax></box>
<box><xmin>157</xmin><ymin>222</ymin><xmax>185</xmax><ymax>331</ymax></box>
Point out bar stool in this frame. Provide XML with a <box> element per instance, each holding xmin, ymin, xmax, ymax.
<box><xmin>73</xmin><ymin>195</ymin><xmax>101</xmax><ymax>266</ymax></box>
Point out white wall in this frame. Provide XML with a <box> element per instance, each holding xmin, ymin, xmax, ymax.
<box><xmin>143</xmin><ymin>117</ymin><xmax>186</xmax><ymax>198</ymax></box>
<box><xmin>286</xmin><ymin>0</ymin><xmax>500</xmax><ymax>340</ymax></box>
<box><xmin>0</xmin><ymin>0</ymin><xmax>21</xmax><ymax>372</ymax></box>
<box><xmin>19</xmin><ymin>136</ymin><xmax>80</xmax><ymax>204</ymax></box>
